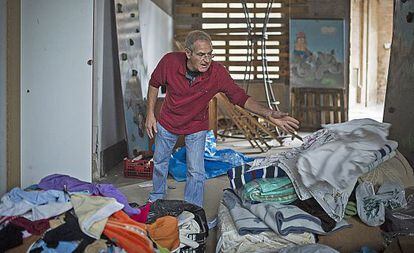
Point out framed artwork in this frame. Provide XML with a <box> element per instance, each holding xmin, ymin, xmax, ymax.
<box><xmin>290</xmin><ymin>19</ymin><xmax>345</xmax><ymax>88</ymax></box>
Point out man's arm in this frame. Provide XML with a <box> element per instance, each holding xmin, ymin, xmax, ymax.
<box><xmin>244</xmin><ymin>97</ymin><xmax>299</xmax><ymax>134</ymax></box>
<box><xmin>145</xmin><ymin>85</ymin><xmax>159</xmax><ymax>139</ymax></box>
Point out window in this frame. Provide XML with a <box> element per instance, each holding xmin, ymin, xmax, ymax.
<box><xmin>174</xmin><ymin>0</ymin><xmax>291</xmax><ymax>84</ymax></box>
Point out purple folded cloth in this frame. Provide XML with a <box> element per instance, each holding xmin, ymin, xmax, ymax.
<box><xmin>38</xmin><ymin>174</ymin><xmax>139</xmax><ymax>216</ymax></box>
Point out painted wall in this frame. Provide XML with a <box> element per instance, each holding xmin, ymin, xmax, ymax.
<box><xmin>0</xmin><ymin>0</ymin><xmax>7</xmax><ymax>195</ymax></box>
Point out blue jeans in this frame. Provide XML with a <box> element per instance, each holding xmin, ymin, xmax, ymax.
<box><xmin>149</xmin><ymin>122</ymin><xmax>207</xmax><ymax>207</ymax></box>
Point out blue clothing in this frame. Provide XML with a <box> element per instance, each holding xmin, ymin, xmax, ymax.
<box><xmin>8</xmin><ymin>188</ymin><xmax>69</xmax><ymax>205</ymax></box>
<box><xmin>29</xmin><ymin>239</ymin><xmax>79</xmax><ymax>253</ymax></box>
<box><xmin>149</xmin><ymin>122</ymin><xmax>207</xmax><ymax>207</ymax></box>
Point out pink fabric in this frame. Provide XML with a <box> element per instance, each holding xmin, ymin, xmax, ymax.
<box><xmin>130</xmin><ymin>202</ymin><xmax>152</xmax><ymax>223</ymax></box>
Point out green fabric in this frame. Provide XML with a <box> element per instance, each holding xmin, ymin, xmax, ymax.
<box><xmin>241</xmin><ymin>177</ymin><xmax>297</xmax><ymax>204</ymax></box>
<box><xmin>155</xmin><ymin>242</ymin><xmax>170</xmax><ymax>253</ymax></box>
<box><xmin>345</xmin><ymin>201</ymin><xmax>357</xmax><ymax>217</ymax></box>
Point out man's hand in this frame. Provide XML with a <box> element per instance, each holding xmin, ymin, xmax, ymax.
<box><xmin>243</xmin><ymin>97</ymin><xmax>300</xmax><ymax>134</ymax></box>
<box><xmin>267</xmin><ymin>112</ymin><xmax>299</xmax><ymax>134</ymax></box>
<box><xmin>145</xmin><ymin>113</ymin><xmax>157</xmax><ymax>139</ymax></box>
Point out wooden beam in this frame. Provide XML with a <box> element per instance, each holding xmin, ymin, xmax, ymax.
<box><xmin>6</xmin><ymin>0</ymin><xmax>21</xmax><ymax>190</ymax></box>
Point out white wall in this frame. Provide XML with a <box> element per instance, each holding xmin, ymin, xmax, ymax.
<box><xmin>94</xmin><ymin>0</ymin><xmax>125</xmax><ymax>152</ymax></box>
<box><xmin>139</xmin><ymin>0</ymin><xmax>173</xmax><ymax>99</ymax></box>
<box><xmin>0</xmin><ymin>0</ymin><xmax>7</xmax><ymax>195</ymax></box>
<box><xmin>102</xmin><ymin>0</ymin><xmax>126</xmax><ymax>150</ymax></box>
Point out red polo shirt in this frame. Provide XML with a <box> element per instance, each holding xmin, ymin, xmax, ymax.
<box><xmin>149</xmin><ymin>52</ymin><xmax>250</xmax><ymax>135</ymax></box>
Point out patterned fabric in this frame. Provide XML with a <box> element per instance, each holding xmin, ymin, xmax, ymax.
<box><xmin>241</xmin><ymin>178</ymin><xmax>297</xmax><ymax>204</ymax></box>
<box><xmin>296</xmin><ymin>119</ymin><xmax>398</xmax><ymax>221</ymax></box>
<box><xmin>216</xmin><ymin>203</ymin><xmax>315</xmax><ymax>253</ymax></box>
<box><xmin>365</xmin><ymin>142</ymin><xmax>398</xmax><ymax>171</ymax></box>
<box><xmin>279</xmin><ymin>129</ymin><xmax>337</xmax><ymax>200</ymax></box>
<box><xmin>356</xmin><ymin>181</ymin><xmax>406</xmax><ymax>227</ymax></box>
<box><xmin>103</xmin><ymin>211</ymin><xmax>154</xmax><ymax>253</ymax></box>
<box><xmin>244</xmin><ymin>201</ymin><xmax>350</xmax><ymax>236</ymax></box>
<box><xmin>359</xmin><ymin>150</ymin><xmax>414</xmax><ymax>188</ymax></box>
<box><xmin>227</xmin><ymin>163</ymin><xmax>288</xmax><ymax>190</ymax></box>
<box><xmin>227</xmin><ymin>119</ymin><xmax>398</xmax><ymax>223</ymax></box>
<box><xmin>221</xmin><ymin>189</ymin><xmax>271</xmax><ymax>235</ymax></box>
<box><xmin>242</xmin><ymin>128</ymin><xmax>336</xmax><ymax>201</ymax></box>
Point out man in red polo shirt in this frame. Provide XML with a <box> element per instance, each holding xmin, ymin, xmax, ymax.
<box><xmin>146</xmin><ymin>30</ymin><xmax>299</xmax><ymax>207</ymax></box>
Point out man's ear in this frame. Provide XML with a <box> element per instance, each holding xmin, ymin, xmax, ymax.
<box><xmin>185</xmin><ymin>48</ymin><xmax>192</xmax><ymax>59</ymax></box>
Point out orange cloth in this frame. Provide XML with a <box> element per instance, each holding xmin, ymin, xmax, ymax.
<box><xmin>147</xmin><ymin>216</ymin><xmax>180</xmax><ymax>251</ymax></box>
<box><xmin>103</xmin><ymin>211</ymin><xmax>153</xmax><ymax>253</ymax></box>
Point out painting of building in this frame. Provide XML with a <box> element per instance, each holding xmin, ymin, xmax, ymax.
<box><xmin>290</xmin><ymin>19</ymin><xmax>345</xmax><ymax>88</ymax></box>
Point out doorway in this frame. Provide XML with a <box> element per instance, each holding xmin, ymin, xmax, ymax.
<box><xmin>348</xmin><ymin>0</ymin><xmax>393</xmax><ymax>122</ymax></box>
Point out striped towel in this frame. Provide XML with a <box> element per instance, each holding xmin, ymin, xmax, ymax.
<box><xmin>241</xmin><ymin>177</ymin><xmax>297</xmax><ymax>204</ymax></box>
<box><xmin>227</xmin><ymin>163</ymin><xmax>288</xmax><ymax>190</ymax></box>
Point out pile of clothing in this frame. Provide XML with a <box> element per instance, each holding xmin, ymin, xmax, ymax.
<box><xmin>0</xmin><ymin>174</ymin><xmax>208</xmax><ymax>253</ymax></box>
<box><xmin>217</xmin><ymin>118</ymin><xmax>414</xmax><ymax>252</ymax></box>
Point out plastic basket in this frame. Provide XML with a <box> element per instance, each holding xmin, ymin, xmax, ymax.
<box><xmin>123</xmin><ymin>158</ymin><xmax>153</xmax><ymax>179</ymax></box>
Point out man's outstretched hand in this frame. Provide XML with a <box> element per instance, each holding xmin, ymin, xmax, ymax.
<box><xmin>267</xmin><ymin>111</ymin><xmax>300</xmax><ymax>134</ymax></box>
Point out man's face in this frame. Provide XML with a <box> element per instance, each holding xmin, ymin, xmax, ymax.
<box><xmin>185</xmin><ymin>40</ymin><xmax>213</xmax><ymax>72</ymax></box>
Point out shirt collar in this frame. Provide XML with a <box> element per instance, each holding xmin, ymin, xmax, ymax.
<box><xmin>177</xmin><ymin>52</ymin><xmax>212</xmax><ymax>80</ymax></box>
<box><xmin>178</xmin><ymin>53</ymin><xmax>187</xmax><ymax>75</ymax></box>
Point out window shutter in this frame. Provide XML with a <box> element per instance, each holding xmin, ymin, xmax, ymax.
<box><xmin>174</xmin><ymin>0</ymin><xmax>307</xmax><ymax>85</ymax></box>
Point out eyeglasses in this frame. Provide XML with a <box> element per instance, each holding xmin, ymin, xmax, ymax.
<box><xmin>194</xmin><ymin>51</ymin><xmax>215</xmax><ymax>60</ymax></box>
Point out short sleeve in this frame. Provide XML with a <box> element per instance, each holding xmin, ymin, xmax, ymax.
<box><xmin>149</xmin><ymin>54</ymin><xmax>168</xmax><ymax>88</ymax></box>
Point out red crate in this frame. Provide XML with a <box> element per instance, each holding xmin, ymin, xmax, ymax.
<box><xmin>123</xmin><ymin>158</ymin><xmax>154</xmax><ymax>179</ymax></box>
